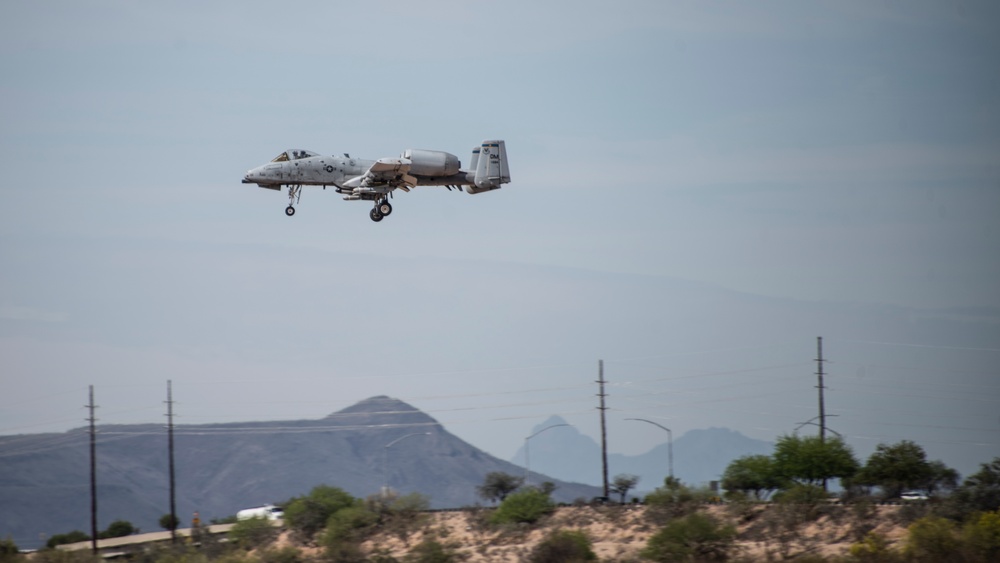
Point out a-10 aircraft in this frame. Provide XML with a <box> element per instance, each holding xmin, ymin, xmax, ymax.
<box><xmin>242</xmin><ymin>139</ymin><xmax>510</xmax><ymax>222</ymax></box>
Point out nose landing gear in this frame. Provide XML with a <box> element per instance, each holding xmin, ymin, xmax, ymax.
<box><xmin>285</xmin><ymin>185</ymin><xmax>302</xmax><ymax>217</ymax></box>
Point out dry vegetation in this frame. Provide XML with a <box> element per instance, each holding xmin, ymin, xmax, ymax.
<box><xmin>285</xmin><ymin>503</ymin><xmax>911</xmax><ymax>562</ymax></box>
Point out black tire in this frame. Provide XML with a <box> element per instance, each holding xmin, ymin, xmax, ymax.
<box><xmin>378</xmin><ymin>201</ymin><xmax>392</xmax><ymax>216</ymax></box>
<box><xmin>370</xmin><ymin>208</ymin><xmax>383</xmax><ymax>222</ymax></box>
<box><xmin>285</xmin><ymin>206</ymin><xmax>296</xmax><ymax>216</ymax></box>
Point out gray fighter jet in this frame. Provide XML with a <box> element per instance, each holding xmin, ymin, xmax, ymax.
<box><xmin>242</xmin><ymin>139</ymin><xmax>510</xmax><ymax>222</ymax></box>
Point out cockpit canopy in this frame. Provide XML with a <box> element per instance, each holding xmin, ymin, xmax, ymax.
<box><xmin>270</xmin><ymin>149</ymin><xmax>319</xmax><ymax>163</ymax></box>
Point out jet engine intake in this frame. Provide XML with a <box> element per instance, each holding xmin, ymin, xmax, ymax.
<box><xmin>401</xmin><ymin>149</ymin><xmax>460</xmax><ymax>176</ymax></box>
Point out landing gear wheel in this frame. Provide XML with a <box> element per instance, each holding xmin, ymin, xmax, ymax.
<box><xmin>370</xmin><ymin>208</ymin><xmax>384</xmax><ymax>222</ymax></box>
<box><xmin>285</xmin><ymin>206</ymin><xmax>296</xmax><ymax>216</ymax></box>
<box><xmin>378</xmin><ymin>201</ymin><xmax>392</xmax><ymax>216</ymax></box>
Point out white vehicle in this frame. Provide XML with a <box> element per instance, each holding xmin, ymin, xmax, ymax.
<box><xmin>236</xmin><ymin>504</ymin><xmax>284</xmax><ymax>521</ymax></box>
<box><xmin>900</xmin><ymin>491</ymin><xmax>928</xmax><ymax>501</ymax></box>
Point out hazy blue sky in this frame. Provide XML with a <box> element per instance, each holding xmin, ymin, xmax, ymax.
<box><xmin>2</xmin><ymin>1</ymin><xmax>998</xmax><ymax>481</ymax></box>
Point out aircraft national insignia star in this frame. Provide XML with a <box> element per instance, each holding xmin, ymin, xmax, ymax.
<box><xmin>242</xmin><ymin>139</ymin><xmax>511</xmax><ymax>222</ymax></box>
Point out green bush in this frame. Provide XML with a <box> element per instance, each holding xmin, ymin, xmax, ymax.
<box><xmin>641</xmin><ymin>512</ymin><xmax>736</xmax><ymax>562</ymax></box>
<box><xmin>904</xmin><ymin>515</ymin><xmax>960</xmax><ymax>562</ymax></box>
<box><xmin>98</xmin><ymin>519</ymin><xmax>136</xmax><ymax>539</ymax></box>
<box><xmin>0</xmin><ymin>537</ymin><xmax>19</xmax><ymax>562</ymax></box>
<box><xmin>45</xmin><ymin>530</ymin><xmax>90</xmax><ymax>549</ymax></box>
<box><xmin>963</xmin><ymin>510</ymin><xmax>1000</xmax><ymax>562</ymax></box>
<box><xmin>848</xmin><ymin>532</ymin><xmax>902</xmax><ymax>563</ymax></box>
<box><xmin>228</xmin><ymin>516</ymin><xmax>277</xmax><ymax>550</ymax></box>
<box><xmin>771</xmin><ymin>483</ymin><xmax>828</xmax><ymax>505</ymax></box>
<box><xmin>283</xmin><ymin>485</ymin><xmax>358</xmax><ymax>539</ymax></box>
<box><xmin>528</xmin><ymin>529</ymin><xmax>596</xmax><ymax>563</ymax></box>
<box><xmin>644</xmin><ymin>479</ymin><xmax>713</xmax><ymax>523</ymax></box>
<box><xmin>489</xmin><ymin>489</ymin><xmax>554</xmax><ymax>525</ymax></box>
<box><xmin>322</xmin><ymin>505</ymin><xmax>379</xmax><ymax>545</ymax></box>
<box><xmin>159</xmin><ymin>514</ymin><xmax>180</xmax><ymax>532</ymax></box>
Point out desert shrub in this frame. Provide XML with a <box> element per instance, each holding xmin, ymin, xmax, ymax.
<box><xmin>323</xmin><ymin>539</ymin><xmax>367</xmax><ymax>563</ymax></box>
<box><xmin>849</xmin><ymin>499</ymin><xmax>878</xmax><ymax>540</ymax></box>
<box><xmin>847</xmin><ymin>532</ymin><xmax>902</xmax><ymax>563</ymax></box>
<box><xmin>159</xmin><ymin>514</ymin><xmax>180</xmax><ymax>532</ymax></box>
<box><xmin>892</xmin><ymin>499</ymin><xmax>931</xmax><ymax>526</ymax></box>
<box><xmin>490</xmin><ymin>489</ymin><xmax>554</xmax><ymax>525</ymax></box>
<box><xmin>258</xmin><ymin>547</ymin><xmax>305</xmax><ymax>563</ymax></box>
<box><xmin>771</xmin><ymin>483</ymin><xmax>827</xmax><ymax>506</ymax></box>
<box><xmin>212</xmin><ymin>554</ymin><xmax>257</xmax><ymax>563</ymax></box>
<box><xmin>366</xmin><ymin>491</ymin><xmax>430</xmax><ymax>542</ymax></box>
<box><xmin>404</xmin><ymin>539</ymin><xmax>463</xmax><ymax>563</ymax></box>
<box><xmin>644</xmin><ymin>479</ymin><xmax>713</xmax><ymax>523</ymax></box>
<box><xmin>477</xmin><ymin>472</ymin><xmax>524</xmax><ymax>504</ymax></box>
<box><xmin>229</xmin><ymin>516</ymin><xmax>277</xmax><ymax>550</ymax></box>
<box><xmin>962</xmin><ymin>510</ymin><xmax>1000</xmax><ymax>562</ymax></box>
<box><xmin>98</xmin><ymin>519</ymin><xmax>137</xmax><ymax>539</ymax></box>
<box><xmin>25</xmin><ymin>550</ymin><xmax>101</xmax><ymax>563</ymax></box>
<box><xmin>136</xmin><ymin>545</ymin><xmax>214</xmax><ymax>563</ymax></box>
<box><xmin>0</xmin><ymin>537</ymin><xmax>17</xmax><ymax>562</ymax></box>
<box><xmin>45</xmin><ymin>530</ymin><xmax>91</xmax><ymax>549</ymax></box>
<box><xmin>771</xmin><ymin>484</ymin><xmax>828</xmax><ymax>524</ymax></box>
<box><xmin>641</xmin><ymin>512</ymin><xmax>736</xmax><ymax>562</ymax></box>
<box><xmin>904</xmin><ymin>515</ymin><xmax>961</xmax><ymax>562</ymax></box>
<box><xmin>528</xmin><ymin>529</ymin><xmax>596</xmax><ymax>563</ymax></box>
<box><xmin>369</xmin><ymin>551</ymin><xmax>401</xmax><ymax>563</ymax></box>
<box><xmin>284</xmin><ymin>485</ymin><xmax>357</xmax><ymax>540</ymax></box>
<box><xmin>322</xmin><ymin>505</ymin><xmax>379</xmax><ymax>545</ymax></box>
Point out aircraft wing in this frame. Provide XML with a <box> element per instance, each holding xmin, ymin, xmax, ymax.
<box><xmin>343</xmin><ymin>157</ymin><xmax>418</xmax><ymax>192</ymax></box>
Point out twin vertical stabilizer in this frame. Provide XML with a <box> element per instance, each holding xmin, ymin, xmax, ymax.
<box><xmin>467</xmin><ymin>140</ymin><xmax>510</xmax><ymax>194</ymax></box>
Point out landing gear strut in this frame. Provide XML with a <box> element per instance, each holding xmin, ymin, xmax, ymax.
<box><xmin>285</xmin><ymin>185</ymin><xmax>302</xmax><ymax>217</ymax></box>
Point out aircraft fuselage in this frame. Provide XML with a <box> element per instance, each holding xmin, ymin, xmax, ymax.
<box><xmin>242</xmin><ymin>153</ymin><xmax>475</xmax><ymax>192</ymax></box>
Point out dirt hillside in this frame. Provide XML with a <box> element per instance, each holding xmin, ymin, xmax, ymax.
<box><xmin>311</xmin><ymin>503</ymin><xmax>914</xmax><ymax>561</ymax></box>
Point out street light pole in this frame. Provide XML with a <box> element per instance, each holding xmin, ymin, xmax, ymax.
<box><xmin>626</xmin><ymin>418</ymin><xmax>673</xmax><ymax>480</ymax></box>
<box><xmin>523</xmin><ymin>423</ymin><xmax>572</xmax><ymax>486</ymax></box>
<box><xmin>382</xmin><ymin>432</ymin><xmax>431</xmax><ymax>495</ymax></box>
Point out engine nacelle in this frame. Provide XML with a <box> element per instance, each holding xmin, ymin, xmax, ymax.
<box><xmin>401</xmin><ymin>149</ymin><xmax>460</xmax><ymax>177</ymax></box>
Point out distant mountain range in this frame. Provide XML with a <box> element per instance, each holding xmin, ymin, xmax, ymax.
<box><xmin>0</xmin><ymin>396</ymin><xmax>600</xmax><ymax>550</ymax></box>
<box><xmin>510</xmin><ymin>416</ymin><xmax>773</xmax><ymax>493</ymax></box>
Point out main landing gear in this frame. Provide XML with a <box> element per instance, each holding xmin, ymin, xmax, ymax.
<box><xmin>285</xmin><ymin>185</ymin><xmax>302</xmax><ymax>217</ymax></box>
<box><xmin>369</xmin><ymin>199</ymin><xmax>392</xmax><ymax>222</ymax></box>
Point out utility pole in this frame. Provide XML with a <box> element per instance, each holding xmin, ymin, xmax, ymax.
<box><xmin>816</xmin><ymin>337</ymin><xmax>829</xmax><ymax>492</ymax></box>
<box><xmin>166</xmin><ymin>380</ymin><xmax>177</xmax><ymax>544</ymax></box>
<box><xmin>597</xmin><ymin>360</ymin><xmax>609</xmax><ymax>498</ymax></box>
<box><xmin>816</xmin><ymin>337</ymin><xmax>826</xmax><ymax>444</ymax></box>
<box><xmin>86</xmin><ymin>386</ymin><xmax>98</xmax><ymax>555</ymax></box>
